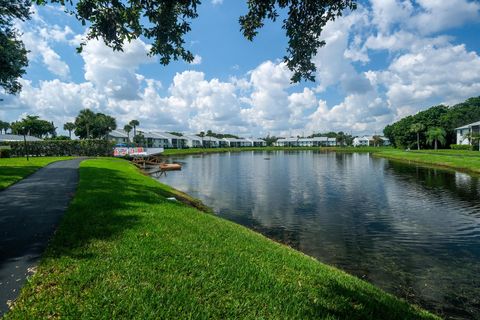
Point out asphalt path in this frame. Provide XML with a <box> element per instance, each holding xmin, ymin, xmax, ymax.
<box><xmin>0</xmin><ymin>159</ymin><xmax>83</xmax><ymax>316</ymax></box>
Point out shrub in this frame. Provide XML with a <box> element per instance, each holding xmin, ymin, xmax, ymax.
<box><xmin>0</xmin><ymin>140</ymin><xmax>115</xmax><ymax>157</ymax></box>
<box><xmin>450</xmin><ymin>144</ymin><xmax>473</xmax><ymax>150</ymax></box>
<box><xmin>0</xmin><ymin>148</ymin><xmax>11</xmax><ymax>158</ymax></box>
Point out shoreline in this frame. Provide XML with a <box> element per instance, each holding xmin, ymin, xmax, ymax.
<box><xmin>5</xmin><ymin>158</ymin><xmax>437</xmax><ymax>319</ymax></box>
<box><xmin>163</xmin><ymin>147</ymin><xmax>480</xmax><ymax>176</ymax></box>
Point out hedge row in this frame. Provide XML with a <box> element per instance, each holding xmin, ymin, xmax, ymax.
<box><xmin>450</xmin><ymin>144</ymin><xmax>474</xmax><ymax>150</ymax></box>
<box><xmin>0</xmin><ymin>140</ymin><xmax>115</xmax><ymax>157</ymax></box>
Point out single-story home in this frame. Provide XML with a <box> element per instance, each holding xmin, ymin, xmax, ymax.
<box><xmin>246</xmin><ymin>138</ymin><xmax>267</xmax><ymax>147</ymax></box>
<box><xmin>108</xmin><ymin>129</ymin><xmax>129</xmax><ymax>144</ymax></box>
<box><xmin>152</xmin><ymin>132</ymin><xmax>187</xmax><ymax>149</ymax></box>
<box><xmin>455</xmin><ymin>120</ymin><xmax>480</xmax><ymax>145</ymax></box>
<box><xmin>0</xmin><ymin>134</ymin><xmax>43</xmax><ymax>142</ymax></box>
<box><xmin>142</xmin><ymin>132</ymin><xmax>170</xmax><ymax>148</ymax></box>
<box><xmin>353</xmin><ymin>136</ymin><xmax>390</xmax><ymax>147</ymax></box>
<box><xmin>201</xmin><ymin>136</ymin><xmax>221</xmax><ymax>148</ymax></box>
<box><xmin>183</xmin><ymin>135</ymin><xmax>203</xmax><ymax>148</ymax></box>
<box><xmin>222</xmin><ymin>138</ymin><xmax>253</xmax><ymax>148</ymax></box>
<box><xmin>274</xmin><ymin>137</ymin><xmax>337</xmax><ymax>147</ymax></box>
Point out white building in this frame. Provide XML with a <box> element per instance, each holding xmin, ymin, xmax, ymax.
<box><xmin>246</xmin><ymin>138</ymin><xmax>267</xmax><ymax>147</ymax></box>
<box><xmin>0</xmin><ymin>134</ymin><xmax>43</xmax><ymax>142</ymax></box>
<box><xmin>201</xmin><ymin>136</ymin><xmax>221</xmax><ymax>148</ymax></box>
<box><xmin>108</xmin><ymin>129</ymin><xmax>129</xmax><ymax>144</ymax></box>
<box><xmin>183</xmin><ymin>135</ymin><xmax>203</xmax><ymax>148</ymax></box>
<box><xmin>222</xmin><ymin>138</ymin><xmax>253</xmax><ymax>147</ymax></box>
<box><xmin>455</xmin><ymin>120</ymin><xmax>480</xmax><ymax>145</ymax></box>
<box><xmin>274</xmin><ymin>137</ymin><xmax>336</xmax><ymax>147</ymax></box>
<box><xmin>353</xmin><ymin>136</ymin><xmax>390</xmax><ymax>147</ymax></box>
<box><xmin>150</xmin><ymin>132</ymin><xmax>187</xmax><ymax>149</ymax></box>
<box><xmin>143</xmin><ymin>132</ymin><xmax>170</xmax><ymax>148</ymax></box>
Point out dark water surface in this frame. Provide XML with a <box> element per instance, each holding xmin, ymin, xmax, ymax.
<box><xmin>157</xmin><ymin>151</ymin><xmax>480</xmax><ymax>319</ymax></box>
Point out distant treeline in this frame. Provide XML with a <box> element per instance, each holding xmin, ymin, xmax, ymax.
<box><xmin>384</xmin><ymin>96</ymin><xmax>480</xmax><ymax>149</ymax></box>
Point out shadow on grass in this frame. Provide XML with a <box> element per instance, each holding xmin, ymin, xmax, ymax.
<box><xmin>0</xmin><ymin>166</ymin><xmax>42</xmax><ymax>190</ymax></box>
<box><xmin>42</xmin><ymin>165</ymin><xmax>181</xmax><ymax>259</ymax></box>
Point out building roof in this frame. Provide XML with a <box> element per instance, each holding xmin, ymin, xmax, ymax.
<box><xmin>150</xmin><ymin>132</ymin><xmax>187</xmax><ymax>140</ymax></box>
<box><xmin>0</xmin><ymin>134</ymin><xmax>43</xmax><ymax>142</ymax></box>
<box><xmin>223</xmin><ymin>137</ymin><xmax>248</xmax><ymax>142</ymax></box>
<box><xmin>183</xmin><ymin>134</ymin><xmax>202</xmax><ymax>141</ymax></box>
<box><xmin>455</xmin><ymin>120</ymin><xmax>480</xmax><ymax>130</ymax></box>
<box><xmin>246</xmin><ymin>138</ymin><xmax>265</xmax><ymax>143</ymax></box>
<box><xmin>108</xmin><ymin>129</ymin><xmax>129</xmax><ymax>138</ymax></box>
<box><xmin>201</xmin><ymin>136</ymin><xmax>221</xmax><ymax>142</ymax></box>
<box><xmin>276</xmin><ymin>138</ymin><xmax>298</xmax><ymax>142</ymax></box>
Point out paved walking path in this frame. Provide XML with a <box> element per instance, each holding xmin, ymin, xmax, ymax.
<box><xmin>0</xmin><ymin>159</ymin><xmax>83</xmax><ymax>316</ymax></box>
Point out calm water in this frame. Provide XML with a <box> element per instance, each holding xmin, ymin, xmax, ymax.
<box><xmin>157</xmin><ymin>151</ymin><xmax>480</xmax><ymax>319</ymax></box>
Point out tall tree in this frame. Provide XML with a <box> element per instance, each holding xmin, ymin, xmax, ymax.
<box><xmin>0</xmin><ymin>0</ymin><xmax>30</xmax><ymax>95</ymax></box>
<box><xmin>0</xmin><ymin>120</ymin><xmax>10</xmax><ymax>134</ymax></box>
<box><xmin>410</xmin><ymin>123</ymin><xmax>425</xmax><ymax>150</ymax></box>
<box><xmin>123</xmin><ymin>124</ymin><xmax>132</xmax><ymax>142</ymax></box>
<box><xmin>426</xmin><ymin>127</ymin><xmax>446</xmax><ymax>151</ymax></box>
<box><xmin>11</xmin><ymin>115</ymin><xmax>56</xmax><ymax>138</ymax></box>
<box><xmin>129</xmin><ymin>120</ymin><xmax>139</xmax><ymax>137</ymax></box>
<box><xmin>63</xmin><ymin>122</ymin><xmax>75</xmax><ymax>139</ymax></box>
<box><xmin>372</xmin><ymin>135</ymin><xmax>383</xmax><ymax>147</ymax></box>
<box><xmin>74</xmin><ymin>109</ymin><xmax>96</xmax><ymax>139</ymax></box>
<box><xmin>93</xmin><ymin>113</ymin><xmax>116</xmax><ymax>139</ymax></box>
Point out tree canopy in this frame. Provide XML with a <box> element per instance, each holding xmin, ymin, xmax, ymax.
<box><xmin>10</xmin><ymin>115</ymin><xmax>56</xmax><ymax>138</ymax></box>
<box><xmin>74</xmin><ymin>109</ymin><xmax>117</xmax><ymax>139</ymax></box>
<box><xmin>1</xmin><ymin>0</ymin><xmax>357</xmax><ymax>95</ymax></box>
<box><xmin>383</xmin><ymin>96</ymin><xmax>480</xmax><ymax>149</ymax></box>
<box><xmin>0</xmin><ymin>0</ymin><xmax>30</xmax><ymax>95</ymax></box>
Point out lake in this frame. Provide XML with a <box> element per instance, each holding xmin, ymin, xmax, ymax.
<box><xmin>156</xmin><ymin>151</ymin><xmax>480</xmax><ymax>319</ymax></box>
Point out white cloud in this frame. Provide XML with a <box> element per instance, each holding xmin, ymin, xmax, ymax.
<box><xmin>190</xmin><ymin>54</ymin><xmax>202</xmax><ymax>65</ymax></box>
<box><xmin>80</xmin><ymin>38</ymin><xmax>154</xmax><ymax>100</ymax></box>
<box><xmin>375</xmin><ymin>44</ymin><xmax>480</xmax><ymax>118</ymax></box>
<box><xmin>211</xmin><ymin>0</ymin><xmax>223</xmax><ymax>5</ymax></box>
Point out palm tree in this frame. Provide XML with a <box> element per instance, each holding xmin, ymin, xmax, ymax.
<box><xmin>63</xmin><ymin>122</ymin><xmax>75</xmax><ymax>139</ymax></box>
<box><xmin>129</xmin><ymin>120</ymin><xmax>139</xmax><ymax>137</ymax></box>
<box><xmin>0</xmin><ymin>121</ymin><xmax>10</xmax><ymax>134</ymax></box>
<box><xmin>123</xmin><ymin>124</ymin><xmax>132</xmax><ymax>142</ymax></box>
<box><xmin>75</xmin><ymin>109</ymin><xmax>96</xmax><ymax>139</ymax></box>
<box><xmin>426</xmin><ymin>127</ymin><xmax>446</xmax><ymax>150</ymax></box>
<box><xmin>372</xmin><ymin>135</ymin><xmax>383</xmax><ymax>147</ymax></box>
<box><xmin>410</xmin><ymin>123</ymin><xmax>425</xmax><ymax>150</ymax></box>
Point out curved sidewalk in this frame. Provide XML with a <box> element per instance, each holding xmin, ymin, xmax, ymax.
<box><xmin>0</xmin><ymin>159</ymin><xmax>83</xmax><ymax>316</ymax></box>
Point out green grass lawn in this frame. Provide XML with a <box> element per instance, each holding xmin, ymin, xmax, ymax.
<box><xmin>163</xmin><ymin>146</ymin><xmax>392</xmax><ymax>156</ymax></box>
<box><xmin>6</xmin><ymin>158</ymin><xmax>437</xmax><ymax>319</ymax></box>
<box><xmin>375</xmin><ymin>149</ymin><xmax>480</xmax><ymax>174</ymax></box>
<box><xmin>0</xmin><ymin>157</ymin><xmax>74</xmax><ymax>190</ymax></box>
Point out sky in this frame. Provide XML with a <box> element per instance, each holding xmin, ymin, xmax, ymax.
<box><xmin>1</xmin><ymin>0</ymin><xmax>480</xmax><ymax>137</ymax></box>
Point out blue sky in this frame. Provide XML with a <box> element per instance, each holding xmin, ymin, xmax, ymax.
<box><xmin>1</xmin><ymin>0</ymin><xmax>480</xmax><ymax>137</ymax></box>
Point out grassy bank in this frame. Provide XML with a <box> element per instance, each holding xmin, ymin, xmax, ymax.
<box><xmin>163</xmin><ymin>146</ymin><xmax>392</xmax><ymax>156</ymax></box>
<box><xmin>375</xmin><ymin>150</ymin><xmax>480</xmax><ymax>174</ymax></box>
<box><xmin>6</xmin><ymin>158</ymin><xmax>436</xmax><ymax>319</ymax></box>
<box><xmin>0</xmin><ymin>157</ymin><xmax>73</xmax><ymax>190</ymax></box>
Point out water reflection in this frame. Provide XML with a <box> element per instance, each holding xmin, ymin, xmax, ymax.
<box><xmin>159</xmin><ymin>151</ymin><xmax>480</xmax><ymax>319</ymax></box>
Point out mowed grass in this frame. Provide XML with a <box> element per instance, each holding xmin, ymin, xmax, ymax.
<box><xmin>6</xmin><ymin>159</ymin><xmax>437</xmax><ymax>319</ymax></box>
<box><xmin>375</xmin><ymin>149</ymin><xmax>480</xmax><ymax>174</ymax></box>
<box><xmin>163</xmin><ymin>146</ymin><xmax>392</xmax><ymax>156</ymax></box>
<box><xmin>0</xmin><ymin>157</ymin><xmax>74</xmax><ymax>190</ymax></box>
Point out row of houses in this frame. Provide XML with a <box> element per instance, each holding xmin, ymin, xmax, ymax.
<box><xmin>273</xmin><ymin>137</ymin><xmax>337</xmax><ymax>147</ymax></box>
<box><xmin>107</xmin><ymin>130</ymin><xmax>267</xmax><ymax>149</ymax></box>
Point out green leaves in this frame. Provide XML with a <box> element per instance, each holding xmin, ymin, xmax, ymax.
<box><xmin>0</xmin><ymin>0</ymin><xmax>31</xmax><ymax>95</ymax></box>
<box><xmin>74</xmin><ymin>109</ymin><xmax>117</xmax><ymax>139</ymax></box>
<box><xmin>240</xmin><ymin>0</ymin><xmax>357</xmax><ymax>83</ymax></box>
